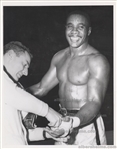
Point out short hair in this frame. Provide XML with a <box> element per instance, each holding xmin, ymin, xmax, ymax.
<box><xmin>66</xmin><ymin>10</ymin><xmax>91</xmax><ymax>27</ymax></box>
<box><xmin>4</xmin><ymin>41</ymin><xmax>33</xmax><ymax>58</ymax></box>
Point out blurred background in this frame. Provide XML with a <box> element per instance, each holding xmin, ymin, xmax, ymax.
<box><xmin>3</xmin><ymin>6</ymin><xmax>113</xmax><ymax>145</ymax></box>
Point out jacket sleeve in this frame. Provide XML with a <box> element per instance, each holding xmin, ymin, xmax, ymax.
<box><xmin>3</xmin><ymin>79</ymin><xmax>48</xmax><ymax>117</ymax></box>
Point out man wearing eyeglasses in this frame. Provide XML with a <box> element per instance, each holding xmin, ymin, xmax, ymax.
<box><xmin>28</xmin><ymin>11</ymin><xmax>110</xmax><ymax>145</ymax></box>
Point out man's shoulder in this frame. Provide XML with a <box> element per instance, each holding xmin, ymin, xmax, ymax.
<box><xmin>54</xmin><ymin>47</ymin><xmax>69</xmax><ymax>57</ymax></box>
<box><xmin>89</xmin><ymin>53</ymin><xmax>108</xmax><ymax>64</ymax></box>
<box><xmin>52</xmin><ymin>47</ymin><xmax>69</xmax><ymax>62</ymax></box>
<box><xmin>87</xmin><ymin>45</ymin><xmax>108</xmax><ymax>62</ymax></box>
<box><xmin>88</xmin><ymin>52</ymin><xmax>110</xmax><ymax>72</ymax></box>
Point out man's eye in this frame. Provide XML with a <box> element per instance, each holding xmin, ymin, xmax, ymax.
<box><xmin>79</xmin><ymin>25</ymin><xmax>85</xmax><ymax>30</ymax></box>
<box><xmin>23</xmin><ymin>64</ymin><xmax>27</xmax><ymax>68</ymax></box>
<box><xmin>66</xmin><ymin>25</ymin><xmax>73</xmax><ymax>30</ymax></box>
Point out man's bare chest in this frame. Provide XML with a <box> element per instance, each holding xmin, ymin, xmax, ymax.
<box><xmin>56</xmin><ymin>56</ymin><xmax>89</xmax><ymax>85</ymax></box>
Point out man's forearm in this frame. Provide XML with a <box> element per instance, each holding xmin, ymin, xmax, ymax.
<box><xmin>5</xmin><ymin>85</ymin><xmax>49</xmax><ymax>117</ymax></box>
<box><xmin>75</xmin><ymin>101</ymin><xmax>101</xmax><ymax>126</ymax></box>
<box><xmin>26</xmin><ymin>83</ymin><xmax>48</xmax><ymax>97</ymax></box>
<box><xmin>26</xmin><ymin>83</ymin><xmax>40</xmax><ymax>95</ymax></box>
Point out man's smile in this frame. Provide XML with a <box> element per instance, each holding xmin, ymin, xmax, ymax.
<box><xmin>17</xmin><ymin>73</ymin><xmax>22</xmax><ymax>79</ymax></box>
<box><xmin>69</xmin><ymin>36</ymin><xmax>82</xmax><ymax>43</ymax></box>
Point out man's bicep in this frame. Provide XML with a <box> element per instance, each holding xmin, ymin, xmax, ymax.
<box><xmin>39</xmin><ymin>56</ymin><xmax>59</xmax><ymax>94</ymax></box>
<box><xmin>27</xmin><ymin>56</ymin><xmax>59</xmax><ymax>96</ymax></box>
<box><xmin>87</xmin><ymin>77</ymin><xmax>104</xmax><ymax>104</ymax></box>
<box><xmin>41</xmin><ymin>65</ymin><xmax>59</xmax><ymax>90</ymax></box>
<box><xmin>88</xmin><ymin>55</ymin><xmax>110</xmax><ymax>103</ymax></box>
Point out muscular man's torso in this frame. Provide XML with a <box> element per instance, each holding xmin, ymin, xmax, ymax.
<box><xmin>56</xmin><ymin>46</ymin><xmax>99</xmax><ymax>110</ymax></box>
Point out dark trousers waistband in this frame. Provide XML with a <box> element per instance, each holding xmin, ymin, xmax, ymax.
<box><xmin>67</xmin><ymin>109</ymin><xmax>79</xmax><ymax>114</ymax></box>
<box><xmin>59</xmin><ymin>107</ymin><xmax>79</xmax><ymax>116</ymax></box>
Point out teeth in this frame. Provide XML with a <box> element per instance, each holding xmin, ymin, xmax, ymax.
<box><xmin>71</xmin><ymin>37</ymin><xmax>78</xmax><ymax>39</ymax></box>
<box><xmin>70</xmin><ymin>37</ymin><xmax>79</xmax><ymax>42</ymax></box>
<box><xmin>71</xmin><ymin>36</ymin><xmax>80</xmax><ymax>39</ymax></box>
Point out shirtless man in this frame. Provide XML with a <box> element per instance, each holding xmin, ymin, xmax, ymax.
<box><xmin>28</xmin><ymin>11</ymin><xmax>110</xmax><ymax>145</ymax></box>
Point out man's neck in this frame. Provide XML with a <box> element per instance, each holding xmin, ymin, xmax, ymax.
<box><xmin>69</xmin><ymin>43</ymin><xmax>89</xmax><ymax>57</ymax></box>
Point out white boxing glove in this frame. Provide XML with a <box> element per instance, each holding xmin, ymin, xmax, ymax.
<box><xmin>70</xmin><ymin>116</ymin><xmax>80</xmax><ymax>128</ymax></box>
<box><xmin>59</xmin><ymin>116</ymin><xmax>73</xmax><ymax>137</ymax></box>
<box><xmin>50</xmin><ymin>116</ymin><xmax>73</xmax><ymax>138</ymax></box>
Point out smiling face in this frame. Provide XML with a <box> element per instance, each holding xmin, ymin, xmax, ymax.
<box><xmin>65</xmin><ymin>14</ymin><xmax>91</xmax><ymax>49</ymax></box>
<box><xmin>9</xmin><ymin>51</ymin><xmax>31</xmax><ymax>81</ymax></box>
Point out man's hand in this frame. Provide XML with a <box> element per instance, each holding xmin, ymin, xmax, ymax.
<box><xmin>44</xmin><ymin>128</ymin><xmax>69</xmax><ymax>142</ymax></box>
<box><xmin>48</xmin><ymin>116</ymin><xmax>73</xmax><ymax>138</ymax></box>
<box><xmin>44</xmin><ymin>127</ymin><xmax>65</xmax><ymax>138</ymax></box>
<box><xmin>45</xmin><ymin>107</ymin><xmax>62</xmax><ymax>127</ymax></box>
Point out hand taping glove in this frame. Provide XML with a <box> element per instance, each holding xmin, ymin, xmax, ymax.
<box><xmin>45</xmin><ymin>107</ymin><xmax>62</xmax><ymax>127</ymax></box>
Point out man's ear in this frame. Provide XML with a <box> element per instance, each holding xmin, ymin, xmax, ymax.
<box><xmin>88</xmin><ymin>27</ymin><xmax>91</xmax><ymax>36</ymax></box>
<box><xmin>7</xmin><ymin>50</ymin><xmax>16</xmax><ymax>60</ymax></box>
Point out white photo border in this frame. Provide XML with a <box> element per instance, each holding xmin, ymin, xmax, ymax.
<box><xmin>0</xmin><ymin>1</ymin><xmax>116</xmax><ymax>149</ymax></box>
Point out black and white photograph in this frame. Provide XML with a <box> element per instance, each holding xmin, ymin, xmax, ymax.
<box><xmin>1</xmin><ymin>0</ymin><xmax>116</xmax><ymax>148</ymax></box>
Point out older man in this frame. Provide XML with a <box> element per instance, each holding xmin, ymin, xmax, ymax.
<box><xmin>2</xmin><ymin>41</ymin><xmax>71</xmax><ymax>146</ymax></box>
